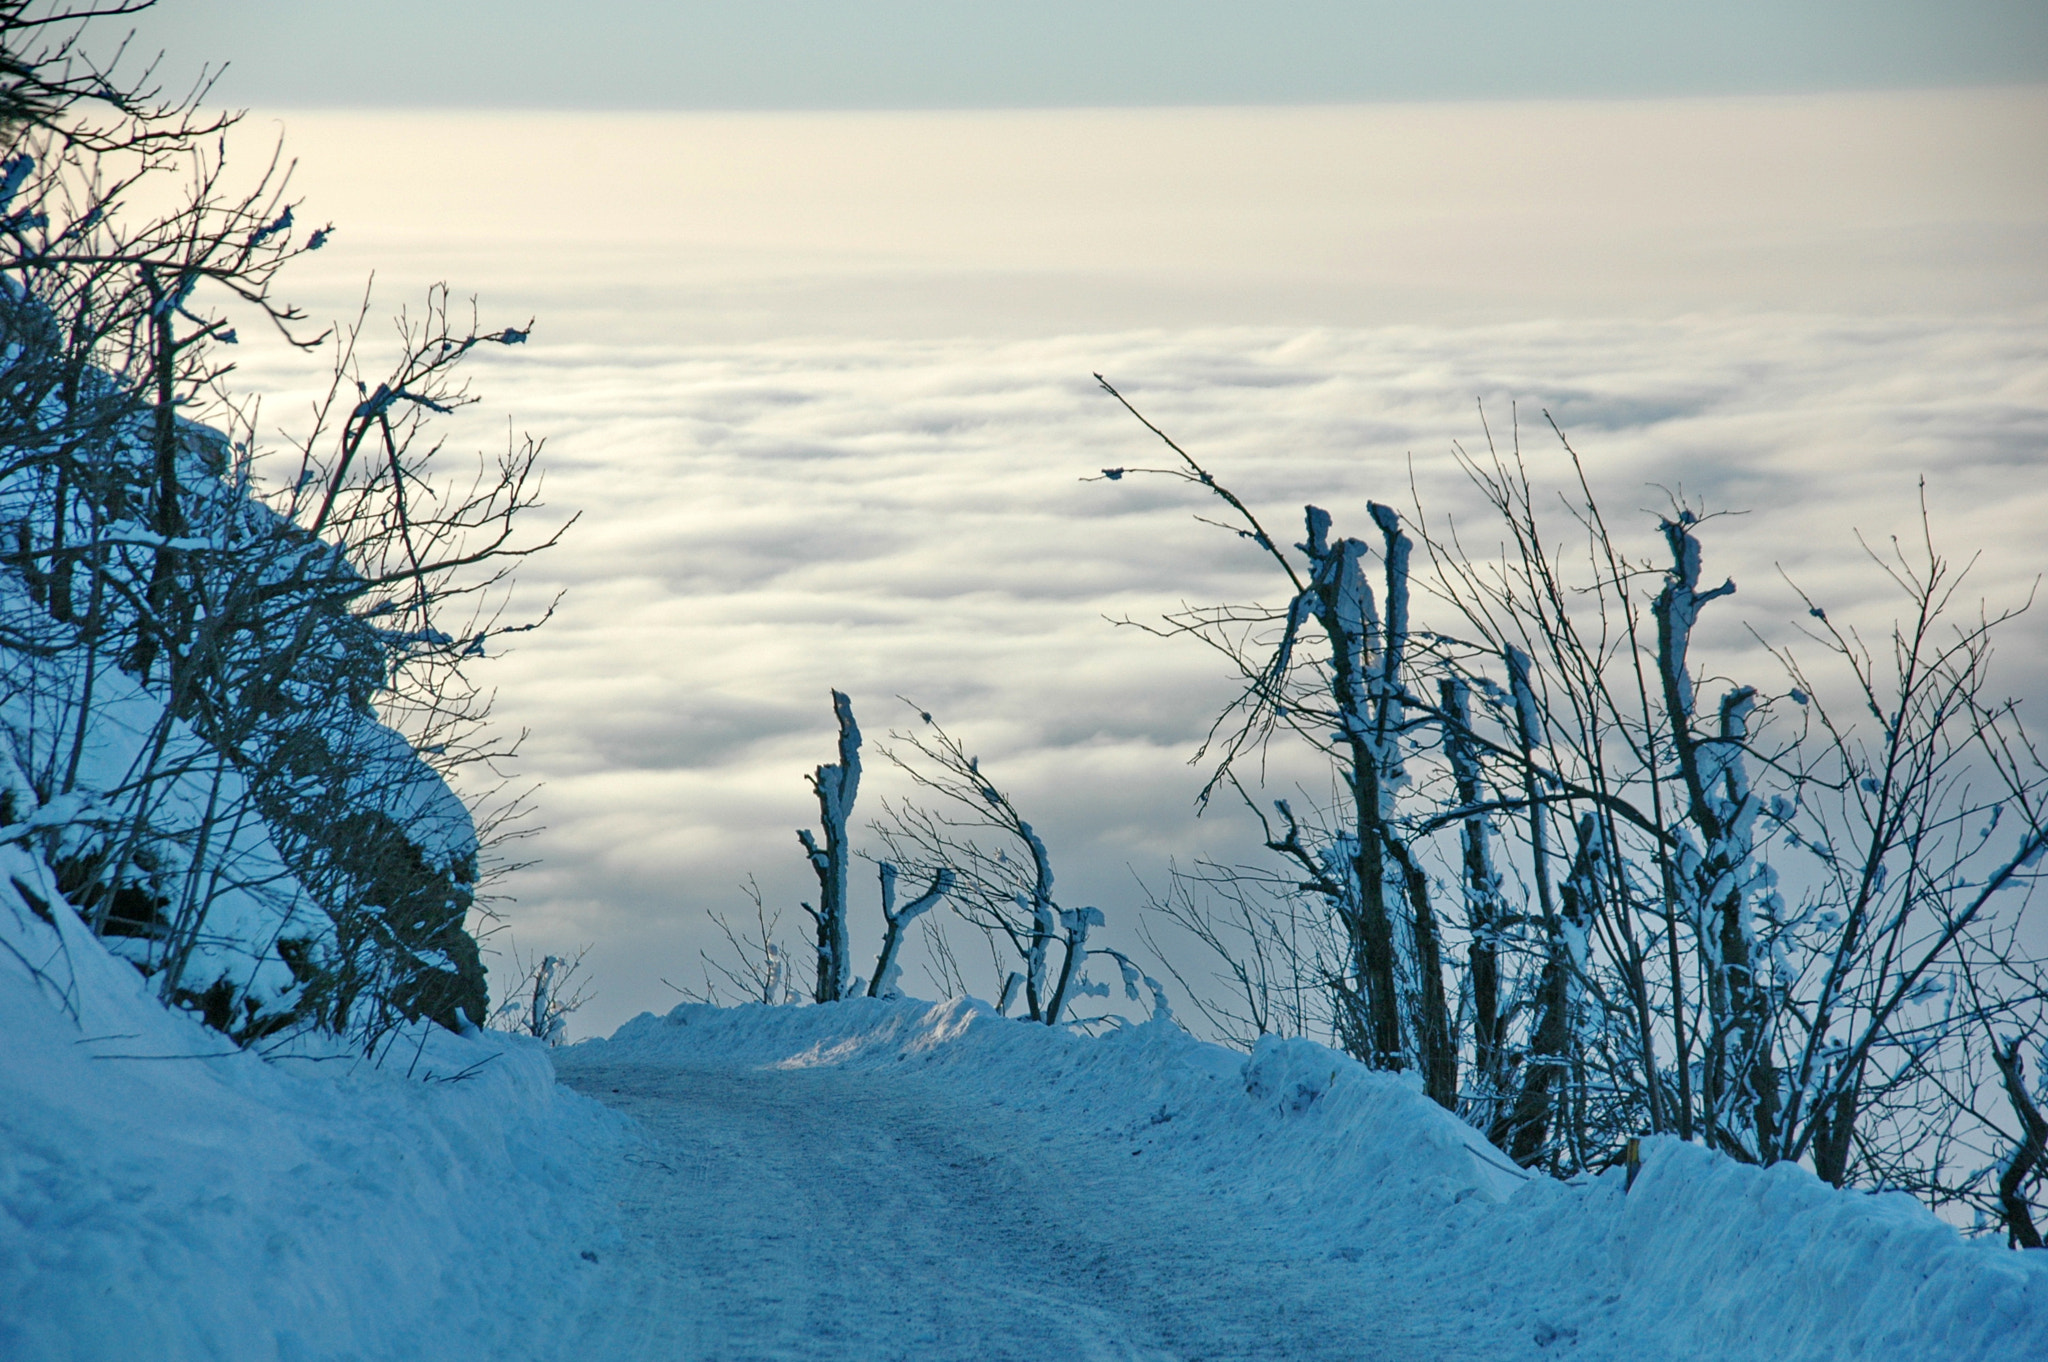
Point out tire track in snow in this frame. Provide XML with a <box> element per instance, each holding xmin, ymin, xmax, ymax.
<box><xmin>552</xmin><ymin>1055</ymin><xmax>1507</xmax><ymax>1362</ymax></box>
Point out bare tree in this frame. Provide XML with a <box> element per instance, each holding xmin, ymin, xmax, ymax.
<box><xmin>785</xmin><ymin>689</ymin><xmax>953</xmax><ymax>1005</ymax></box>
<box><xmin>490</xmin><ymin>943</ymin><xmax>591</xmax><ymax>1045</ymax></box>
<box><xmin>870</xmin><ymin>699</ymin><xmax>1163</xmax><ymax>1027</ymax></box>
<box><xmin>1138</xmin><ymin>855</ymin><xmax>1332</xmax><ymax>1046</ymax></box>
<box><xmin>868</xmin><ymin>859</ymin><xmax>952</xmax><ymax>1000</ymax></box>
<box><xmin>1992</xmin><ymin>1034</ymin><xmax>2048</xmax><ymax>1248</ymax></box>
<box><xmin>0</xmin><ymin>2</ymin><xmax>565</xmax><ymax>1048</ymax></box>
<box><xmin>1096</xmin><ymin>379</ymin><xmax>2048</xmax><ymax>1234</ymax></box>
<box><xmin>1093</xmin><ymin>375</ymin><xmax>1456</xmax><ymax>1105</ymax></box>
<box><xmin>798</xmin><ymin>688</ymin><xmax>861</xmax><ymax>1001</ymax></box>
<box><xmin>672</xmin><ymin>877</ymin><xmax>799</xmax><ymax>1007</ymax></box>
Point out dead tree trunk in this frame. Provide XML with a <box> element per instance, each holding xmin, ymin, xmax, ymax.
<box><xmin>867</xmin><ymin>862</ymin><xmax>952</xmax><ymax>1000</ymax></box>
<box><xmin>798</xmin><ymin>689</ymin><xmax>861</xmax><ymax>1002</ymax></box>
<box><xmin>1443</xmin><ymin>675</ymin><xmax>1505</xmax><ymax>1107</ymax></box>
<box><xmin>1993</xmin><ymin>1039</ymin><xmax>2048</xmax><ymax>1249</ymax></box>
<box><xmin>1393</xmin><ymin>836</ymin><xmax>1457</xmax><ymax>1108</ymax></box>
<box><xmin>1654</xmin><ymin>513</ymin><xmax>1775</xmax><ymax>1160</ymax></box>
<box><xmin>1302</xmin><ymin>506</ymin><xmax>1404</xmax><ymax>1070</ymax></box>
<box><xmin>1495</xmin><ymin>812</ymin><xmax>1602</xmax><ymax>1166</ymax></box>
<box><xmin>1372</xmin><ymin>503</ymin><xmax>1455</xmax><ymax>1107</ymax></box>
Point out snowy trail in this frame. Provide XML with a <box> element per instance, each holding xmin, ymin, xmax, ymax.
<box><xmin>553</xmin><ymin>1054</ymin><xmax>1490</xmax><ymax>1362</ymax></box>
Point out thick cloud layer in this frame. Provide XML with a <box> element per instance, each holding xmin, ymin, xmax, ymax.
<box><xmin>220</xmin><ymin>319</ymin><xmax>2035</xmax><ymax>1036</ymax></box>
<box><xmin>208</xmin><ymin>97</ymin><xmax>2047</xmax><ymax>1035</ymax></box>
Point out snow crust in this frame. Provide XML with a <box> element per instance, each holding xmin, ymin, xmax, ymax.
<box><xmin>590</xmin><ymin>997</ymin><xmax>2048</xmax><ymax>1361</ymax></box>
<box><xmin>0</xmin><ymin>889</ymin><xmax>626</xmax><ymax>1361</ymax></box>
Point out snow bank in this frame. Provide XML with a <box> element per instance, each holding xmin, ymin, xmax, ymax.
<box><xmin>0</xmin><ymin>885</ymin><xmax>628</xmax><ymax>1362</ymax></box>
<box><xmin>589</xmin><ymin>997</ymin><xmax>2048</xmax><ymax>1361</ymax></box>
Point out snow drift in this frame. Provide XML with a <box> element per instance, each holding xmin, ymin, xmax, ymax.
<box><xmin>0</xmin><ymin>880</ymin><xmax>626</xmax><ymax>1362</ymax></box>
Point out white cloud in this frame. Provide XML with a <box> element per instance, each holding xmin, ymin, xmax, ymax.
<box><xmin>308</xmin><ymin>318</ymin><xmax>2036</xmax><ymax>1036</ymax></box>
<box><xmin>204</xmin><ymin>98</ymin><xmax>2048</xmax><ymax>1036</ymax></box>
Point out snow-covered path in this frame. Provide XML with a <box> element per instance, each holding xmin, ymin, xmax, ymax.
<box><xmin>13</xmin><ymin>946</ymin><xmax>2039</xmax><ymax>1361</ymax></box>
<box><xmin>534</xmin><ymin>1000</ymin><xmax>2048</xmax><ymax>1362</ymax></box>
<box><xmin>554</xmin><ymin>1054</ymin><xmax>1484</xmax><ymax>1362</ymax></box>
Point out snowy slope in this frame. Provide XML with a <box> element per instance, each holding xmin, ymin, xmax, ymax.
<box><xmin>573</xmin><ymin>998</ymin><xmax>2048</xmax><ymax>1361</ymax></box>
<box><xmin>0</xmin><ymin>882</ymin><xmax>627</xmax><ymax>1362</ymax></box>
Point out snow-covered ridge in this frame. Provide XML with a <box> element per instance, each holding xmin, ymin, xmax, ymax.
<box><xmin>591</xmin><ymin>998</ymin><xmax>2048</xmax><ymax>1361</ymax></box>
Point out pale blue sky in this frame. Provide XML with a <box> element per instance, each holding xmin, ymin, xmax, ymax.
<box><xmin>134</xmin><ymin>1</ymin><xmax>2047</xmax><ymax>109</ymax></box>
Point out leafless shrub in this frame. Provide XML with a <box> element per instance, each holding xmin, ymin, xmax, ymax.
<box><xmin>1097</xmin><ymin>377</ymin><xmax>2048</xmax><ymax>1238</ymax></box>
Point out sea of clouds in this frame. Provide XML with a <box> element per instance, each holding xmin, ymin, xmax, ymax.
<box><xmin>212</xmin><ymin>92</ymin><xmax>2047</xmax><ymax>1036</ymax></box>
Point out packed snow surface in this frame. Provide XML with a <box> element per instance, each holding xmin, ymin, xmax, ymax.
<box><xmin>560</xmin><ymin>998</ymin><xmax>2048</xmax><ymax>1361</ymax></box>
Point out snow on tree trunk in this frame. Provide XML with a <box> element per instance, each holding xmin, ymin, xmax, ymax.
<box><xmin>867</xmin><ymin>862</ymin><xmax>952</xmax><ymax>1001</ymax></box>
<box><xmin>799</xmin><ymin>689</ymin><xmax>861</xmax><ymax>1003</ymax></box>
<box><xmin>1301</xmin><ymin>505</ymin><xmax>1405</xmax><ymax>1071</ymax></box>
<box><xmin>1044</xmin><ymin>904</ymin><xmax>1104</xmax><ymax>1025</ymax></box>
<box><xmin>1443</xmin><ymin>676</ymin><xmax>1506</xmax><ymax>1109</ymax></box>
<box><xmin>1653</xmin><ymin>512</ymin><xmax>1776</xmax><ymax>1162</ymax></box>
<box><xmin>1371</xmin><ymin>504</ymin><xmax>1454</xmax><ymax>1108</ymax></box>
